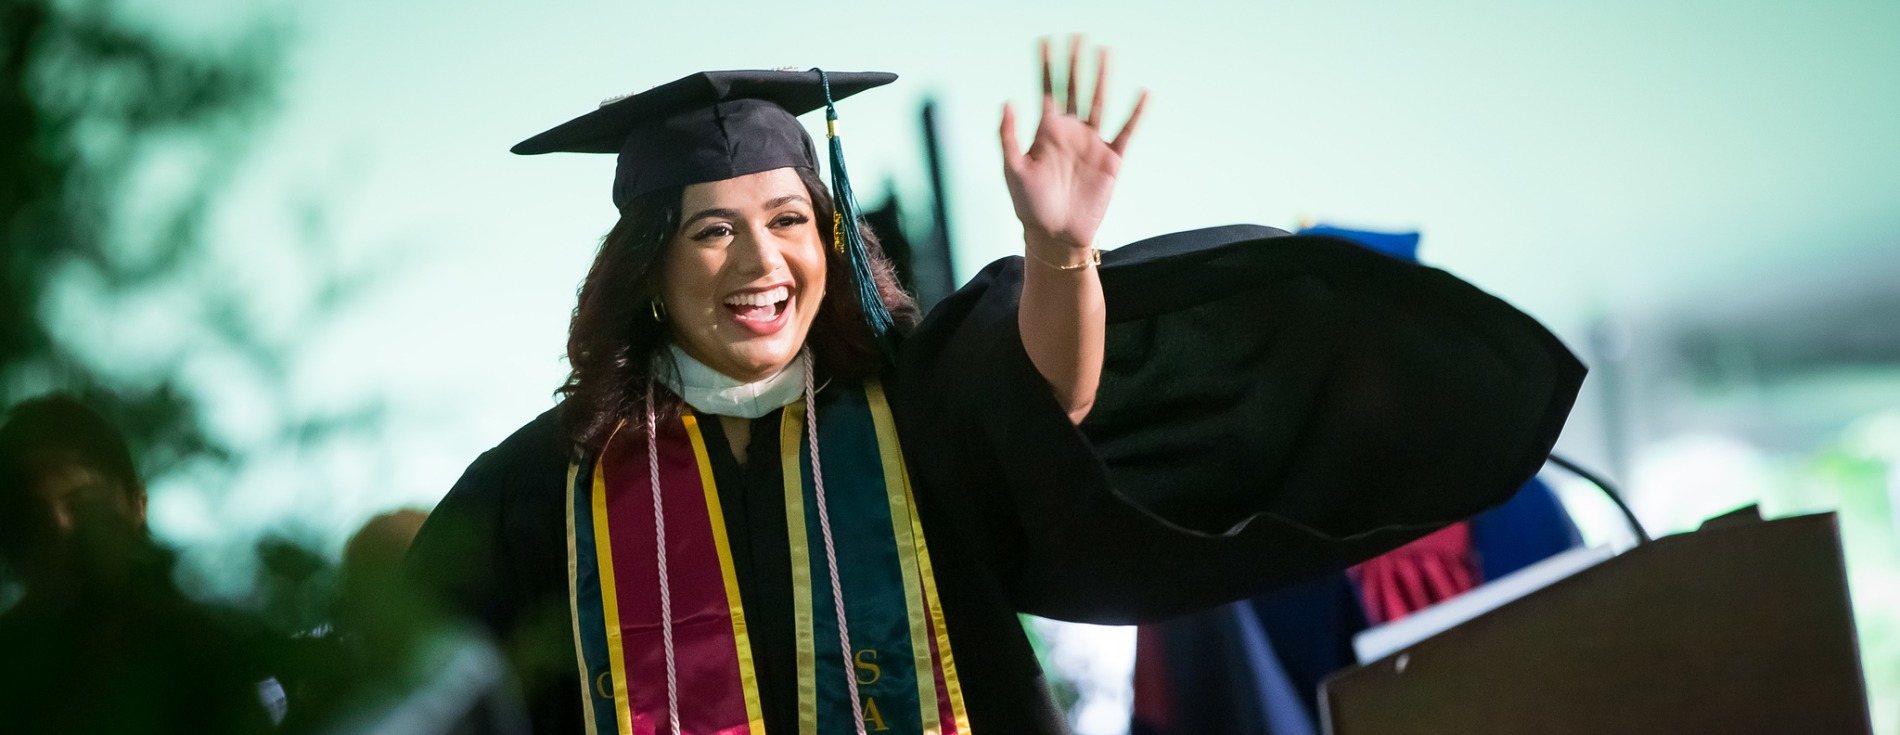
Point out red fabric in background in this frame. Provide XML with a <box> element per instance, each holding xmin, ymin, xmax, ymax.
<box><xmin>1348</xmin><ymin>522</ymin><xmax>1481</xmax><ymax>625</ymax></box>
<box><xmin>1129</xmin><ymin>625</ymin><xmax>1172</xmax><ymax>733</ymax></box>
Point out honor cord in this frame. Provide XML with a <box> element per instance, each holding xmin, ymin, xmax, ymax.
<box><xmin>646</xmin><ymin>390</ymin><xmax>683</xmax><ymax>735</ymax></box>
<box><xmin>803</xmin><ymin>350</ymin><xmax>869</xmax><ymax>735</ymax></box>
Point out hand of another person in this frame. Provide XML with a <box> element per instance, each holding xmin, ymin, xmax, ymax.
<box><xmin>1000</xmin><ymin>36</ymin><xmax>1148</xmax><ymax>263</ymax></box>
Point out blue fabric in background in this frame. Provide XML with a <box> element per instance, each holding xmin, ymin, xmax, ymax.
<box><xmin>1296</xmin><ymin>225</ymin><xmax>1421</xmax><ymax>262</ymax></box>
<box><xmin>1246</xmin><ymin>573</ymin><xmax>1368</xmax><ymax>725</ymax></box>
<box><xmin>1231</xmin><ymin>605</ymin><xmax>1319</xmax><ymax>735</ymax></box>
<box><xmin>1470</xmin><ymin>477</ymin><xmax>1583</xmax><ymax>581</ymax></box>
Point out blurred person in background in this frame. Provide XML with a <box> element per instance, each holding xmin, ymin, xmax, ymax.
<box><xmin>0</xmin><ymin>394</ymin><xmax>275</xmax><ymax>734</ymax></box>
<box><xmin>410</xmin><ymin>39</ymin><xmax>1583</xmax><ymax>735</ymax></box>
<box><xmin>283</xmin><ymin>508</ymin><xmax>527</xmax><ymax>735</ymax></box>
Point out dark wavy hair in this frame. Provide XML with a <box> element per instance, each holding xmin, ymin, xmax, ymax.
<box><xmin>559</xmin><ymin>167</ymin><xmax>919</xmax><ymax>450</ymax></box>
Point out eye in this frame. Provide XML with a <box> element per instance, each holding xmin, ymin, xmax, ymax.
<box><xmin>690</xmin><ymin>223</ymin><xmax>733</xmax><ymax>241</ymax></box>
<box><xmin>770</xmin><ymin>212</ymin><xmax>810</xmax><ymax>229</ymax></box>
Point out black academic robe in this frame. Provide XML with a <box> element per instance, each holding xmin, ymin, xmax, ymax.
<box><xmin>407</xmin><ymin>224</ymin><xmax>1584</xmax><ymax>734</ymax></box>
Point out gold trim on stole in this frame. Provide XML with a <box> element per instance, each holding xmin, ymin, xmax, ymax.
<box><xmin>681</xmin><ymin>410</ymin><xmax>768</xmax><ymax>734</ymax></box>
<box><xmin>591</xmin><ymin>427</ymin><xmax>635</xmax><ymax>735</ymax></box>
<box><xmin>781</xmin><ymin>403</ymin><xmax>821</xmax><ymax>735</ymax></box>
<box><xmin>898</xmin><ymin>456</ymin><xmax>972</xmax><ymax>731</ymax></box>
<box><xmin>865</xmin><ymin>382</ymin><xmax>945</xmax><ymax>733</ymax></box>
<box><xmin>565</xmin><ymin>461</ymin><xmax>602</xmax><ymax>735</ymax></box>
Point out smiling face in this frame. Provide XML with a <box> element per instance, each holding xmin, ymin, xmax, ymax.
<box><xmin>659</xmin><ymin>167</ymin><xmax>828</xmax><ymax>383</ymax></box>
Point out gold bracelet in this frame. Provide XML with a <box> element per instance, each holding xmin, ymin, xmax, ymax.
<box><xmin>1027</xmin><ymin>247</ymin><xmax>1101</xmax><ymax>271</ymax></box>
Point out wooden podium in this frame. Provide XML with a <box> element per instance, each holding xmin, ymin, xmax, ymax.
<box><xmin>1319</xmin><ymin>512</ymin><xmax>1873</xmax><ymax>734</ymax></box>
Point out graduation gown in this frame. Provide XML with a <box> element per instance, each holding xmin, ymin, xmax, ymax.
<box><xmin>407</xmin><ymin>224</ymin><xmax>1585</xmax><ymax>734</ymax></box>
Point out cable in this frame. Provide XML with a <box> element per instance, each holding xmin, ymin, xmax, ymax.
<box><xmin>1547</xmin><ymin>453</ymin><xmax>1652</xmax><ymax>546</ymax></box>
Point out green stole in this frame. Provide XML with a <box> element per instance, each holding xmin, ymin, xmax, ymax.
<box><xmin>566</xmin><ymin>381</ymin><xmax>971</xmax><ymax>734</ymax></box>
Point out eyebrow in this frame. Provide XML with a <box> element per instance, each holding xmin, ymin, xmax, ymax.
<box><xmin>681</xmin><ymin>194</ymin><xmax>811</xmax><ymax>228</ymax></box>
<box><xmin>681</xmin><ymin>207</ymin><xmax>740</xmax><ymax>227</ymax></box>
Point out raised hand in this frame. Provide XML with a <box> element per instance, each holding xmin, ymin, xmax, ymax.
<box><xmin>1000</xmin><ymin>36</ymin><xmax>1149</xmax><ymax>262</ymax></box>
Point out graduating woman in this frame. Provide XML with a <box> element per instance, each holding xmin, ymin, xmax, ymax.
<box><xmin>408</xmin><ymin>39</ymin><xmax>1584</xmax><ymax>735</ymax></box>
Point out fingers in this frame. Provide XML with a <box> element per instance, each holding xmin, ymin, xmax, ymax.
<box><xmin>1040</xmin><ymin>38</ymin><xmax>1054</xmax><ymax>103</ymax></box>
<box><xmin>1065</xmin><ymin>35</ymin><xmax>1082</xmax><ymax>117</ymax></box>
<box><xmin>1086</xmin><ymin>47</ymin><xmax>1109</xmax><ymax>129</ymax></box>
<box><xmin>1110</xmin><ymin>89</ymin><xmax>1149</xmax><ymax>155</ymax></box>
<box><xmin>1030</xmin><ymin>34</ymin><xmax>1141</xmax><ymax>145</ymax></box>
<box><xmin>999</xmin><ymin>102</ymin><xmax>1022</xmax><ymax>169</ymax></box>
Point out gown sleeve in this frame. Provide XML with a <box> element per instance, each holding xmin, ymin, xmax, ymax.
<box><xmin>405</xmin><ymin>407</ymin><xmax>573</xmax><ymax>662</ymax></box>
<box><xmin>890</xmin><ymin>224</ymin><xmax>1585</xmax><ymax>625</ymax></box>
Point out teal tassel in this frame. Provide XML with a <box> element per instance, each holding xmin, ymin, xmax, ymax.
<box><xmin>815</xmin><ymin>69</ymin><xmax>896</xmax><ymax>346</ymax></box>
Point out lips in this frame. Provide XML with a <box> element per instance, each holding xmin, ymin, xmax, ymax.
<box><xmin>722</xmin><ymin>284</ymin><xmax>792</xmax><ymax>335</ymax></box>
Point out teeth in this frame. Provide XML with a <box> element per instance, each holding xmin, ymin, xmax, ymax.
<box><xmin>724</xmin><ymin>286</ymin><xmax>789</xmax><ymax>307</ymax></box>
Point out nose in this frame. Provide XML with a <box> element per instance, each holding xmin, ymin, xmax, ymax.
<box><xmin>729</xmin><ymin>221</ymin><xmax>786</xmax><ymax>279</ymax></box>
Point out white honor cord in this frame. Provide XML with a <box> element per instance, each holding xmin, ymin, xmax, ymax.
<box><xmin>803</xmin><ymin>351</ymin><xmax>869</xmax><ymax>735</ymax></box>
<box><xmin>646</xmin><ymin>390</ymin><xmax>682</xmax><ymax>735</ymax></box>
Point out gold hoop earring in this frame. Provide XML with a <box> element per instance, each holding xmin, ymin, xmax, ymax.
<box><xmin>649</xmin><ymin>300</ymin><xmax>666</xmax><ymax>322</ymax></box>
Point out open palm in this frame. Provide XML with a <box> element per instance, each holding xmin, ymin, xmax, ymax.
<box><xmin>1001</xmin><ymin>37</ymin><xmax>1149</xmax><ymax>253</ymax></box>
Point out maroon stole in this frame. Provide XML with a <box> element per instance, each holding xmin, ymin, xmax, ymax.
<box><xmin>565</xmin><ymin>382</ymin><xmax>970</xmax><ymax>734</ymax></box>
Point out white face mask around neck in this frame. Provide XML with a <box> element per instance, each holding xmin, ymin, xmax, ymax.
<box><xmin>657</xmin><ymin>343</ymin><xmax>806</xmax><ymax>419</ymax></box>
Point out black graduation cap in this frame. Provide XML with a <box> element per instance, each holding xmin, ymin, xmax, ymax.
<box><xmin>512</xmin><ymin>68</ymin><xmax>902</xmax><ymax>342</ymax></box>
<box><xmin>511</xmin><ymin>69</ymin><xmax>897</xmax><ymax>210</ymax></box>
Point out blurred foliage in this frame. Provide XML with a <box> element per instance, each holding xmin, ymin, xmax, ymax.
<box><xmin>3</xmin><ymin>0</ymin><xmax>391</xmax><ymax>621</ymax></box>
<box><xmin>1805</xmin><ymin>416</ymin><xmax>1900</xmax><ymax>735</ymax></box>
<box><xmin>2</xmin><ymin>0</ymin><xmax>277</xmax><ymax>476</ymax></box>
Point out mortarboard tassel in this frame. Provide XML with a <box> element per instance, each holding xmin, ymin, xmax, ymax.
<box><xmin>815</xmin><ymin>69</ymin><xmax>897</xmax><ymax>348</ymax></box>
